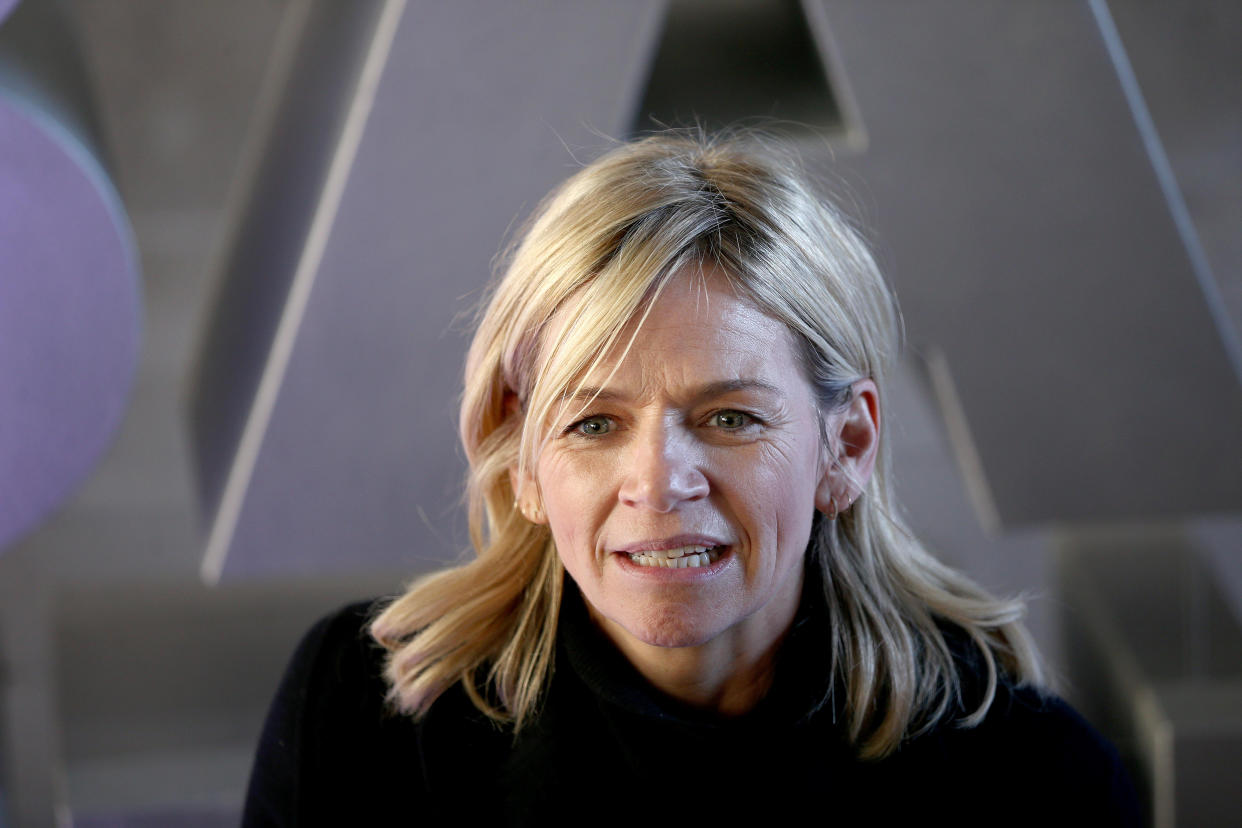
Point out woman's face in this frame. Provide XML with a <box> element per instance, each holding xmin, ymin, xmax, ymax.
<box><xmin>527</xmin><ymin>267</ymin><xmax>844</xmax><ymax>657</ymax></box>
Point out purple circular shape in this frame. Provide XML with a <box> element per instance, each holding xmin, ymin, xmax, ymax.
<box><xmin>0</xmin><ymin>99</ymin><xmax>141</xmax><ymax>552</ymax></box>
<box><xmin>0</xmin><ymin>0</ymin><xmax>17</xmax><ymax>25</ymax></box>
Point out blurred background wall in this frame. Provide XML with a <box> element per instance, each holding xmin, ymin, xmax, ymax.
<box><xmin>0</xmin><ymin>1</ymin><xmax>1238</xmax><ymax>825</ymax></box>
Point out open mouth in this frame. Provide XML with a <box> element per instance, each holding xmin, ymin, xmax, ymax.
<box><xmin>627</xmin><ymin>545</ymin><xmax>725</xmax><ymax>569</ymax></box>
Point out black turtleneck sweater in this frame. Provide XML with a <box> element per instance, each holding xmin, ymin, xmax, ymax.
<box><xmin>242</xmin><ymin>580</ymin><xmax>1141</xmax><ymax>826</ymax></box>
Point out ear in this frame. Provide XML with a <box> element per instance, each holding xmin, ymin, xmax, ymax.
<box><xmin>505</xmin><ymin>391</ymin><xmax>548</xmax><ymax>525</ymax></box>
<box><xmin>510</xmin><ymin>467</ymin><xmax>548</xmax><ymax>525</ymax></box>
<box><xmin>815</xmin><ymin>379</ymin><xmax>880</xmax><ymax>516</ymax></box>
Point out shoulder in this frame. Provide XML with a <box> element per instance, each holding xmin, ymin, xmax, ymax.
<box><xmin>968</xmin><ymin>684</ymin><xmax>1126</xmax><ymax>775</ymax></box>
<box><xmin>994</xmin><ymin>688</ymin><xmax>1142</xmax><ymax>823</ymax></box>
<box><xmin>242</xmin><ymin>599</ymin><xmax>422</xmax><ymax>826</ymax></box>
<box><xmin>290</xmin><ymin>600</ymin><xmax>388</xmax><ymax>695</ymax></box>
<box><xmin>892</xmin><ymin>681</ymin><xmax>1143</xmax><ymax>826</ymax></box>
<box><xmin>864</xmin><ymin>624</ymin><xmax>1143</xmax><ymax>825</ymax></box>
<box><xmin>935</xmin><ymin>624</ymin><xmax>1120</xmax><ymax>766</ymax></box>
<box><xmin>267</xmin><ymin>599</ymin><xmax>395</xmax><ymax>739</ymax></box>
<box><xmin>243</xmin><ymin>599</ymin><xmax>515</xmax><ymax>826</ymax></box>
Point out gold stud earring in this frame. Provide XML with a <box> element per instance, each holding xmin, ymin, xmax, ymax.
<box><xmin>517</xmin><ymin>498</ymin><xmax>543</xmax><ymax>523</ymax></box>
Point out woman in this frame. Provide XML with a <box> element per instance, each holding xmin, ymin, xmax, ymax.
<box><xmin>243</xmin><ymin>132</ymin><xmax>1140</xmax><ymax>825</ymax></box>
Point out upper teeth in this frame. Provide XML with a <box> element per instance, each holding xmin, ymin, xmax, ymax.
<box><xmin>628</xmin><ymin>546</ymin><xmax>722</xmax><ymax>568</ymax></box>
<box><xmin>633</xmin><ymin>546</ymin><xmax>711</xmax><ymax>559</ymax></box>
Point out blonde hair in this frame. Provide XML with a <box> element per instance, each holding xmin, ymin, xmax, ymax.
<box><xmin>371</xmin><ymin>130</ymin><xmax>1044</xmax><ymax>757</ymax></box>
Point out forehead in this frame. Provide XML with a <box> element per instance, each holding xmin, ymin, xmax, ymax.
<box><xmin>566</xmin><ymin>266</ymin><xmax>806</xmax><ymax>395</ymax></box>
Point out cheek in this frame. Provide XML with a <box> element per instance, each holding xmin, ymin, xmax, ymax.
<box><xmin>537</xmin><ymin>455</ymin><xmax>610</xmax><ymax>561</ymax></box>
<box><xmin>749</xmin><ymin>440</ymin><xmax>821</xmax><ymax>506</ymax></box>
<box><xmin>736</xmin><ymin>444</ymin><xmax>820</xmax><ymax>555</ymax></box>
<box><xmin>547</xmin><ymin>441</ymin><xmax>625</xmax><ymax>489</ymax></box>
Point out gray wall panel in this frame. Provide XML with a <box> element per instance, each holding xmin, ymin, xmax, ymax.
<box><xmin>197</xmin><ymin>0</ymin><xmax>1242</xmax><ymax>579</ymax></box>
<box><xmin>819</xmin><ymin>0</ymin><xmax>1242</xmax><ymax>525</ymax></box>
<box><xmin>219</xmin><ymin>0</ymin><xmax>663</xmax><ymax>577</ymax></box>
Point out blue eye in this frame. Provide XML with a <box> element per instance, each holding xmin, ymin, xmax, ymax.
<box><xmin>712</xmin><ymin>410</ymin><xmax>751</xmax><ymax>429</ymax></box>
<box><xmin>573</xmin><ymin>416</ymin><xmax>612</xmax><ymax>436</ymax></box>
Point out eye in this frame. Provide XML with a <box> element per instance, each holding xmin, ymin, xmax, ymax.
<box><xmin>570</xmin><ymin>415</ymin><xmax>613</xmax><ymax>436</ymax></box>
<box><xmin>710</xmin><ymin>410</ymin><xmax>753</xmax><ymax>430</ymax></box>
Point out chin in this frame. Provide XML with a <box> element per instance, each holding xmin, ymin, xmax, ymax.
<box><xmin>623</xmin><ymin>605</ymin><xmax>721</xmax><ymax>649</ymax></box>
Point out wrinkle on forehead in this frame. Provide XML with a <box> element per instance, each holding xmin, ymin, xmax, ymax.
<box><xmin>583</xmin><ymin>271</ymin><xmax>803</xmax><ymax>404</ymax></box>
<box><xmin>533</xmin><ymin>262</ymin><xmax>807</xmax><ymax>445</ymax></box>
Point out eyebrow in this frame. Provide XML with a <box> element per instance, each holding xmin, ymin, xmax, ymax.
<box><xmin>561</xmin><ymin>378</ymin><xmax>782</xmax><ymax>404</ymax></box>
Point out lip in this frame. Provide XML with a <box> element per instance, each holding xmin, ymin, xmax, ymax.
<box><xmin>612</xmin><ymin>534</ymin><xmax>730</xmax><ymax>555</ymax></box>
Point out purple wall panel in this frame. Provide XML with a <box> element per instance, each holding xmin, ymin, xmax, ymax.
<box><xmin>0</xmin><ymin>100</ymin><xmax>140</xmax><ymax>552</ymax></box>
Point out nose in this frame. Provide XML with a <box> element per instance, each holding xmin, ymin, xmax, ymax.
<box><xmin>617</xmin><ymin>423</ymin><xmax>709</xmax><ymax>512</ymax></box>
